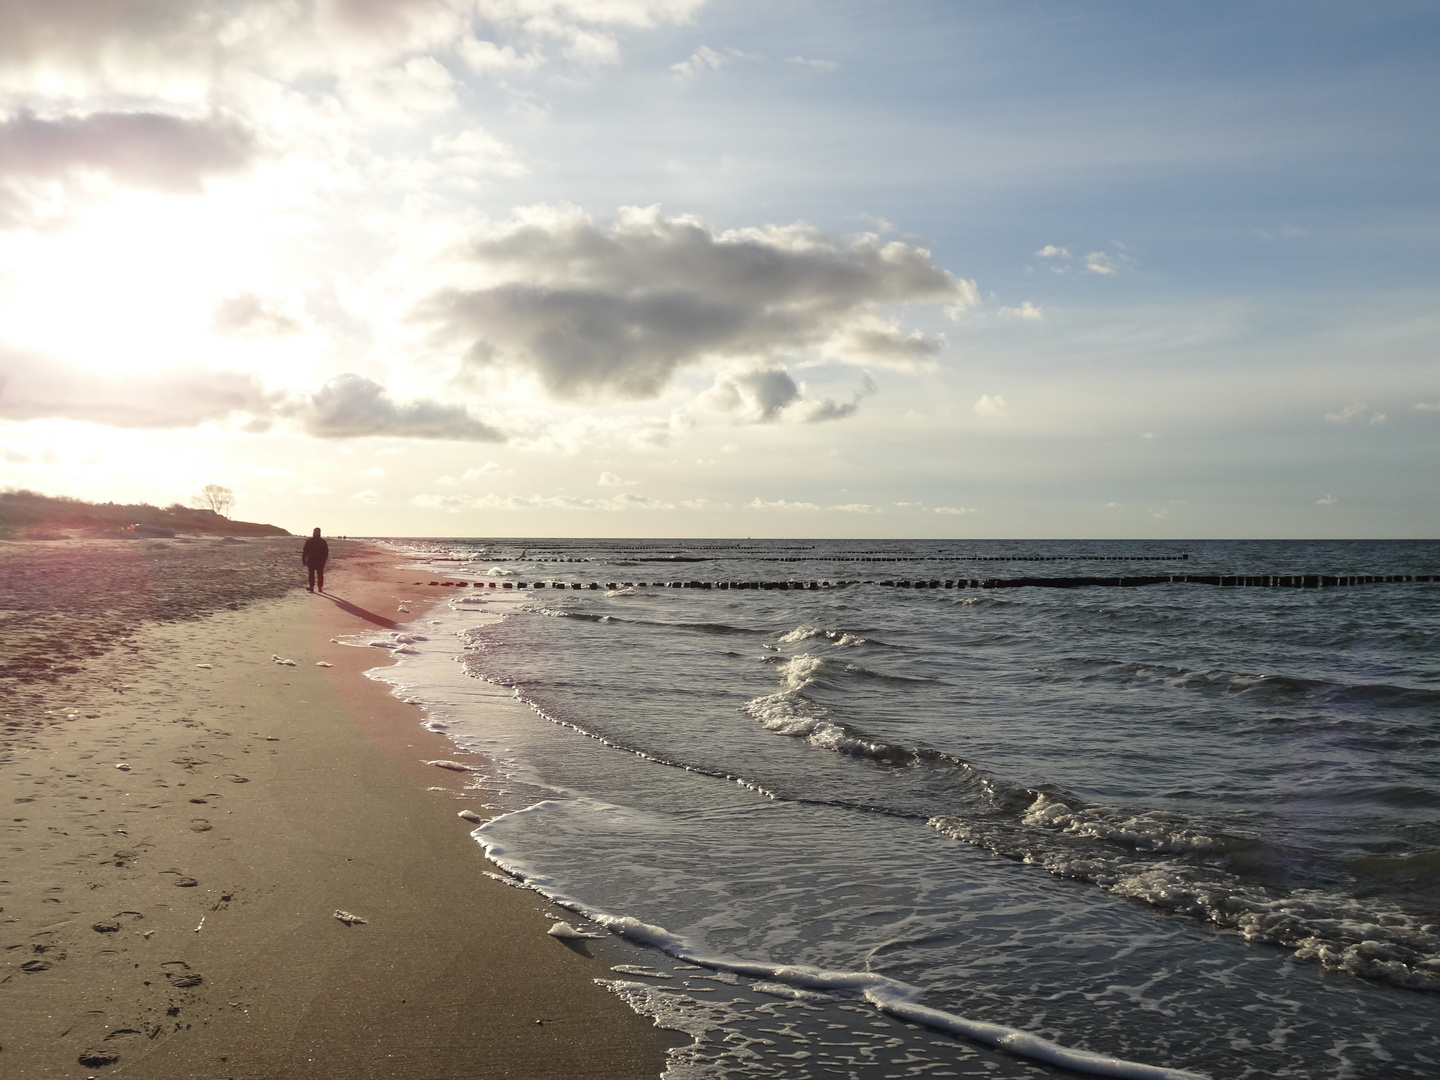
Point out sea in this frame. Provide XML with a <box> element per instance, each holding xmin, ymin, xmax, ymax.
<box><xmin>347</xmin><ymin>539</ymin><xmax>1440</xmax><ymax>1080</ymax></box>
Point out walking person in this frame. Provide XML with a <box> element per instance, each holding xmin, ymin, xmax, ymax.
<box><xmin>302</xmin><ymin>527</ymin><xmax>329</xmax><ymax>593</ymax></box>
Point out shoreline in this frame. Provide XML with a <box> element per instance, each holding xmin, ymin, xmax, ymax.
<box><xmin>0</xmin><ymin>539</ymin><xmax>680</xmax><ymax>1078</ymax></box>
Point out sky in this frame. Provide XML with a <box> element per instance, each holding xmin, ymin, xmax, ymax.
<box><xmin>0</xmin><ymin>0</ymin><xmax>1436</xmax><ymax>539</ymax></box>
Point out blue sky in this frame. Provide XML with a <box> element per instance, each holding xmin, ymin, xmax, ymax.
<box><xmin>0</xmin><ymin>1</ymin><xmax>1435</xmax><ymax>537</ymax></box>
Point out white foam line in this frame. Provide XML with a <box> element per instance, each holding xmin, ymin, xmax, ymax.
<box><xmin>476</xmin><ymin>804</ymin><xmax>1210</xmax><ymax>1080</ymax></box>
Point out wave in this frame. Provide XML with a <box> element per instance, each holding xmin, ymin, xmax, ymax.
<box><xmin>478</xmin><ymin>803</ymin><xmax>1211</xmax><ymax>1080</ymax></box>
<box><xmin>778</xmin><ymin>624</ymin><xmax>868</xmax><ymax>647</ymax></box>
<box><xmin>739</xmin><ymin>661</ymin><xmax>1440</xmax><ymax>992</ymax></box>
<box><xmin>1056</xmin><ymin>657</ymin><xmax>1440</xmax><ymax>709</ymax></box>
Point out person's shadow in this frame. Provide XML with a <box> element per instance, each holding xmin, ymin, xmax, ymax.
<box><xmin>321</xmin><ymin>592</ymin><xmax>400</xmax><ymax>630</ymax></box>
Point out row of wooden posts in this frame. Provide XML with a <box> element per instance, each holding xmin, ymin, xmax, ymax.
<box><xmin>418</xmin><ymin>574</ymin><xmax>1434</xmax><ymax>591</ymax></box>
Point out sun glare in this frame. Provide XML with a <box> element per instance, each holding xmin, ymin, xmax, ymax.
<box><xmin>0</xmin><ymin>193</ymin><xmax>275</xmax><ymax>376</ymax></box>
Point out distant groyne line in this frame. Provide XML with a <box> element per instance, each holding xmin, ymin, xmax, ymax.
<box><xmin>416</xmin><ymin>574</ymin><xmax>1435</xmax><ymax>591</ymax></box>
<box><xmin>479</xmin><ymin>553</ymin><xmax>1194</xmax><ymax>564</ymax></box>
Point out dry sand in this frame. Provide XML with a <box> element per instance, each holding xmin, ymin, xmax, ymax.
<box><xmin>0</xmin><ymin>539</ymin><xmax>681</xmax><ymax>1078</ymax></box>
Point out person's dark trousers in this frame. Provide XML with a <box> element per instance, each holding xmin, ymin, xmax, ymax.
<box><xmin>308</xmin><ymin>564</ymin><xmax>325</xmax><ymax>592</ymax></box>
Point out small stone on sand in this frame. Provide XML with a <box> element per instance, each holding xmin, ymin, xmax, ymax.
<box><xmin>315</xmin><ymin>661</ymin><xmax>332</xmax><ymax>667</ymax></box>
<box><xmin>425</xmin><ymin>760</ymin><xmax>471</xmax><ymax>772</ymax></box>
<box><xmin>334</xmin><ymin>909</ymin><xmax>367</xmax><ymax>926</ymax></box>
<box><xmin>115</xmin><ymin>762</ymin><xmax>131</xmax><ymax>771</ymax></box>
<box><xmin>458</xmin><ymin>810</ymin><xmax>482</xmax><ymax>823</ymax></box>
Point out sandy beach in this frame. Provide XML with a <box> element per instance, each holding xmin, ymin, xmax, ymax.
<box><xmin>0</xmin><ymin>537</ymin><xmax>679</xmax><ymax>1078</ymax></box>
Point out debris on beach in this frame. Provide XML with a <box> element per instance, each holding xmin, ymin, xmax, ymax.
<box><xmin>426</xmin><ymin>759</ymin><xmax>472</xmax><ymax>772</ymax></box>
<box><xmin>195</xmin><ymin>663</ymin><xmax>213</xmax><ymax>669</ymax></box>
<box><xmin>271</xmin><ymin>654</ymin><xmax>297</xmax><ymax>666</ymax></box>
<box><xmin>115</xmin><ymin>762</ymin><xmax>131</xmax><ymax>771</ymax></box>
<box><xmin>547</xmin><ymin>921</ymin><xmax>603</xmax><ymax>939</ymax></box>
<box><xmin>333</xmin><ymin>909</ymin><xmax>367</xmax><ymax>926</ymax></box>
<box><xmin>315</xmin><ymin>661</ymin><xmax>332</xmax><ymax>667</ymax></box>
<box><xmin>458</xmin><ymin>809</ymin><xmax>483</xmax><ymax>823</ymax></box>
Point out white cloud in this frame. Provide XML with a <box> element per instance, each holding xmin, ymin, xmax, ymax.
<box><xmin>598</xmin><ymin>470</ymin><xmax>638</xmax><ymax>486</ymax></box>
<box><xmin>418</xmin><ymin>204</ymin><xmax>967</xmax><ymax>401</ymax></box>
<box><xmin>1324</xmin><ymin>400</ymin><xmax>1387</xmax><ymax>425</ymax></box>
<box><xmin>1316</xmin><ymin>493</ymin><xmax>1338</xmax><ymax>505</ymax></box>
<box><xmin>1084</xmin><ymin>251</ymin><xmax>1120</xmax><ymax>275</ymax></box>
<box><xmin>1414</xmin><ymin>401</ymin><xmax>1440</xmax><ymax>412</ymax></box>
<box><xmin>433</xmin><ymin>128</ymin><xmax>527</xmax><ymax>177</ymax></box>
<box><xmin>463</xmin><ymin>462</ymin><xmax>503</xmax><ymax>478</ymax></box>
<box><xmin>0</xmin><ymin>0</ymin><xmax>703</xmax><ymax>98</ymax></box>
<box><xmin>411</xmin><ymin>490</ymin><xmax>674</xmax><ymax>512</ymax></box>
<box><xmin>456</xmin><ymin>37</ymin><xmax>545</xmax><ymax>74</ymax></box>
<box><xmin>1141</xmin><ymin>431</ymin><xmax>1158</xmax><ymax>440</ymax></box>
<box><xmin>748</xmin><ymin>498</ymin><xmax>821</xmax><ymax>511</ymax></box>
<box><xmin>1035</xmin><ymin>245</ymin><xmax>1069</xmax><ymax>258</ymax></box>
<box><xmin>997</xmin><ymin>301</ymin><xmax>1043</xmax><ymax>320</ymax></box>
<box><xmin>829</xmin><ymin>503</ymin><xmax>877</xmax><ymax>513</ymax></box>
<box><xmin>340</xmin><ymin>56</ymin><xmax>460</xmax><ymax>123</ymax></box>
<box><xmin>786</xmin><ymin>56</ymin><xmax>838</xmax><ymax>72</ymax></box>
<box><xmin>351</xmin><ymin>489</ymin><xmax>381</xmax><ymax>505</ymax></box>
<box><xmin>973</xmin><ymin>394</ymin><xmax>1006</xmax><ymax>417</ymax></box>
<box><xmin>670</xmin><ymin>45</ymin><xmax>727</xmax><ymax>79</ymax></box>
<box><xmin>361</xmin><ymin>466</ymin><xmax>384</xmax><ymax>477</ymax></box>
<box><xmin>933</xmin><ymin>506</ymin><xmax>975</xmax><ymax>515</ymax></box>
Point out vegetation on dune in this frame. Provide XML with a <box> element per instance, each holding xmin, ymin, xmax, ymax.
<box><xmin>0</xmin><ymin>489</ymin><xmax>290</xmax><ymax>539</ymax></box>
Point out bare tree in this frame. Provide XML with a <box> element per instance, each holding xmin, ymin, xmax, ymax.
<box><xmin>197</xmin><ymin>484</ymin><xmax>235</xmax><ymax>518</ymax></box>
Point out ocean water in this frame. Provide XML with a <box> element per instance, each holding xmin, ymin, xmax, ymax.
<box><xmin>357</xmin><ymin>539</ymin><xmax>1440</xmax><ymax>1080</ymax></box>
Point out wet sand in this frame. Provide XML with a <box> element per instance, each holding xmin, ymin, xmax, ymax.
<box><xmin>0</xmin><ymin>539</ymin><xmax>680</xmax><ymax>1078</ymax></box>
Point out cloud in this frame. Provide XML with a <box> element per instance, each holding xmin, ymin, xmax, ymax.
<box><xmin>997</xmin><ymin>301</ymin><xmax>1043</xmax><ymax>320</ymax></box>
<box><xmin>703</xmin><ymin>365</ymin><xmax>875</xmax><ymax>424</ymax></box>
<box><xmin>457</xmin><ymin>37</ymin><xmax>545</xmax><ymax>74</ymax></box>
<box><xmin>463</xmin><ymin>462</ymin><xmax>503</xmax><ymax>478</ymax></box>
<box><xmin>1035</xmin><ymin>245</ymin><xmax>1069</xmax><ymax>258</ymax></box>
<box><xmin>433</xmin><ymin>127</ymin><xmax>527</xmax><ymax>177</ymax></box>
<box><xmin>748</xmin><ymin>498</ymin><xmax>821</xmax><ymax>511</ymax></box>
<box><xmin>1084</xmin><ymin>251</ymin><xmax>1125</xmax><ymax>275</ymax></box>
<box><xmin>0</xmin><ymin>0</ymin><xmax>703</xmax><ymax>97</ymax></box>
<box><xmin>0</xmin><ymin>109</ymin><xmax>256</xmax><ymax>224</ymax></box>
<box><xmin>0</xmin><ymin>347</ymin><xmax>276</xmax><ymax>428</ymax></box>
<box><xmin>1316</xmin><ymin>493</ymin><xmax>1338</xmax><ymax>506</ymax></box>
<box><xmin>829</xmin><ymin>503</ymin><xmax>877</xmax><ymax>513</ymax></box>
<box><xmin>786</xmin><ymin>56</ymin><xmax>838</xmax><ymax>72</ymax></box>
<box><xmin>339</xmin><ymin>55</ymin><xmax>460</xmax><ymax>123</ymax></box>
<box><xmin>351</xmin><ymin>489</ymin><xmax>381</xmax><ymax>505</ymax></box>
<box><xmin>598</xmin><ymin>470</ymin><xmax>638</xmax><ymax>486</ymax></box>
<box><xmin>411</xmin><ymin>490</ymin><xmax>674</xmax><ymax>512</ymax></box>
<box><xmin>1415</xmin><ymin>401</ymin><xmax>1440</xmax><ymax>412</ymax></box>
<box><xmin>418</xmin><ymin>204</ymin><xmax>968</xmax><ymax>401</ymax></box>
<box><xmin>1323</xmin><ymin>400</ymin><xmax>1387</xmax><ymax>425</ymax></box>
<box><xmin>704</xmin><ymin>366</ymin><xmax>800</xmax><ymax>421</ymax></box>
<box><xmin>934</xmin><ymin>506</ymin><xmax>975</xmax><ymax>514</ymax></box>
<box><xmin>0</xmin><ymin>110</ymin><xmax>255</xmax><ymax>188</ymax></box>
<box><xmin>298</xmin><ymin>373</ymin><xmax>504</xmax><ymax>441</ymax></box>
<box><xmin>211</xmin><ymin>291</ymin><xmax>309</xmax><ymax>338</ymax></box>
<box><xmin>973</xmin><ymin>394</ymin><xmax>1006</xmax><ymax>417</ymax></box>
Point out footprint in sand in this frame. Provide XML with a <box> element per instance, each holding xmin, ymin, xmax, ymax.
<box><xmin>188</xmin><ymin>819</ymin><xmax>212</xmax><ymax>833</ymax></box>
<box><xmin>161</xmin><ymin>960</ymin><xmax>203</xmax><ymax>987</ymax></box>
